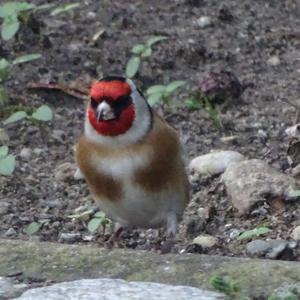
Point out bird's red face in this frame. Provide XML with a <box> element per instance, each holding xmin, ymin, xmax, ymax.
<box><xmin>88</xmin><ymin>77</ymin><xmax>135</xmax><ymax>136</ymax></box>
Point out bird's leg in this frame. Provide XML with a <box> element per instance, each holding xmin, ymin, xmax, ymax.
<box><xmin>105</xmin><ymin>223</ymin><xmax>124</xmax><ymax>249</ymax></box>
<box><xmin>160</xmin><ymin>212</ymin><xmax>177</xmax><ymax>254</ymax></box>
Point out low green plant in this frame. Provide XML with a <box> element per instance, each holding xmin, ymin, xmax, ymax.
<box><xmin>50</xmin><ymin>3</ymin><xmax>80</xmax><ymax>16</ymax></box>
<box><xmin>68</xmin><ymin>210</ymin><xmax>112</xmax><ymax>234</ymax></box>
<box><xmin>3</xmin><ymin>104</ymin><xmax>53</xmax><ymax>125</ymax></box>
<box><xmin>237</xmin><ymin>226</ymin><xmax>271</xmax><ymax>241</ymax></box>
<box><xmin>146</xmin><ymin>80</ymin><xmax>186</xmax><ymax>106</ymax></box>
<box><xmin>268</xmin><ymin>291</ymin><xmax>298</xmax><ymax>300</ymax></box>
<box><xmin>0</xmin><ymin>145</ymin><xmax>15</xmax><ymax>175</ymax></box>
<box><xmin>0</xmin><ymin>54</ymin><xmax>41</xmax><ymax>105</ymax></box>
<box><xmin>0</xmin><ymin>2</ymin><xmax>79</xmax><ymax>41</ymax></box>
<box><xmin>25</xmin><ymin>219</ymin><xmax>50</xmax><ymax>235</ymax></box>
<box><xmin>0</xmin><ymin>2</ymin><xmax>35</xmax><ymax>40</ymax></box>
<box><xmin>288</xmin><ymin>190</ymin><xmax>300</xmax><ymax>198</ymax></box>
<box><xmin>210</xmin><ymin>275</ymin><xmax>240</xmax><ymax>297</ymax></box>
<box><xmin>87</xmin><ymin>211</ymin><xmax>112</xmax><ymax>234</ymax></box>
<box><xmin>185</xmin><ymin>92</ymin><xmax>223</xmax><ymax>130</ymax></box>
<box><xmin>126</xmin><ymin>36</ymin><xmax>168</xmax><ymax>78</ymax></box>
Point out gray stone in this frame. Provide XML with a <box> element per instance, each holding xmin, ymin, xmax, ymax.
<box><xmin>267</xmin><ymin>55</ymin><xmax>280</xmax><ymax>66</ymax></box>
<box><xmin>189</xmin><ymin>151</ymin><xmax>245</xmax><ymax>176</ymax></box>
<box><xmin>228</xmin><ymin>229</ymin><xmax>240</xmax><ymax>240</ymax></box>
<box><xmin>1</xmin><ymin>239</ymin><xmax>300</xmax><ymax>299</ymax></box>
<box><xmin>0</xmin><ymin>201</ymin><xmax>10</xmax><ymax>215</ymax></box>
<box><xmin>196</xmin><ymin>16</ymin><xmax>212</xmax><ymax>28</ymax></box>
<box><xmin>192</xmin><ymin>235</ymin><xmax>218</xmax><ymax>248</ymax></box>
<box><xmin>0</xmin><ymin>276</ymin><xmax>27</xmax><ymax>299</ymax></box>
<box><xmin>246</xmin><ymin>240</ymin><xmax>270</xmax><ymax>255</ymax></box>
<box><xmin>222</xmin><ymin>159</ymin><xmax>296</xmax><ymax>215</ymax></box>
<box><xmin>4</xmin><ymin>228</ymin><xmax>16</xmax><ymax>237</ymax></box>
<box><xmin>59</xmin><ymin>232</ymin><xmax>81</xmax><ymax>243</ymax></box>
<box><xmin>266</xmin><ymin>240</ymin><xmax>289</xmax><ymax>259</ymax></box>
<box><xmin>15</xmin><ymin>279</ymin><xmax>224</xmax><ymax>300</ymax></box>
<box><xmin>291</xmin><ymin>226</ymin><xmax>300</xmax><ymax>241</ymax></box>
<box><xmin>246</xmin><ymin>239</ymin><xmax>289</xmax><ymax>258</ymax></box>
<box><xmin>269</xmin><ymin>283</ymin><xmax>300</xmax><ymax>299</ymax></box>
<box><xmin>33</xmin><ymin>148</ymin><xmax>43</xmax><ymax>155</ymax></box>
<box><xmin>19</xmin><ymin>148</ymin><xmax>33</xmax><ymax>160</ymax></box>
<box><xmin>0</xmin><ymin>129</ymin><xmax>9</xmax><ymax>144</ymax></box>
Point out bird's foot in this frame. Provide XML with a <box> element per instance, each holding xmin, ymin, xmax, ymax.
<box><xmin>105</xmin><ymin>227</ymin><xmax>124</xmax><ymax>249</ymax></box>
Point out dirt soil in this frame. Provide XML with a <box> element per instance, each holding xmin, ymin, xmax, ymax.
<box><xmin>1</xmin><ymin>0</ymin><xmax>300</xmax><ymax>261</ymax></box>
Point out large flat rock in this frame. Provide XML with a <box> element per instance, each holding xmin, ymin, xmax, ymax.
<box><xmin>14</xmin><ymin>279</ymin><xmax>224</xmax><ymax>300</ymax></box>
<box><xmin>0</xmin><ymin>239</ymin><xmax>299</xmax><ymax>299</ymax></box>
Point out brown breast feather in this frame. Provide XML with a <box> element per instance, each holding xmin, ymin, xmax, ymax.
<box><xmin>75</xmin><ymin>112</ymin><xmax>189</xmax><ymax>204</ymax></box>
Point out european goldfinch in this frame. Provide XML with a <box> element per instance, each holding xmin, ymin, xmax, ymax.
<box><xmin>75</xmin><ymin>76</ymin><xmax>189</xmax><ymax>242</ymax></box>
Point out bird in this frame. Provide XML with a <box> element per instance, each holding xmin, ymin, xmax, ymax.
<box><xmin>75</xmin><ymin>76</ymin><xmax>189</xmax><ymax>246</ymax></box>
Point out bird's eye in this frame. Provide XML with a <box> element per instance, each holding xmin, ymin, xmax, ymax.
<box><xmin>90</xmin><ymin>97</ymin><xmax>98</xmax><ymax>110</ymax></box>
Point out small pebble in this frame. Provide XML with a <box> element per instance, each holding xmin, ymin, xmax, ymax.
<box><xmin>196</xmin><ymin>16</ymin><xmax>212</xmax><ymax>28</ymax></box>
<box><xmin>87</xmin><ymin>11</ymin><xmax>96</xmax><ymax>20</ymax></box>
<box><xmin>59</xmin><ymin>232</ymin><xmax>81</xmax><ymax>243</ymax></box>
<box><xmin>246</xmin><ymin>239</ymin><xmax>270</xmax><ymax>255</ymax></box>
<box><xmin>192</xmin><ymin>235</ymin><xmax>217</xmax><ymax>248</ymax></box>
<box><xmin>267</xmin><ymin>55</ymin><xmax>280</xmax><ymax>66</ymax></box>
<box><xmin>246</xmin><ymin>239</ymin><xmax>289</xmax><ymax>258</ymax></box>
<box><xmin>220</xmin><ymin>135</ymin><xmax>238</xmax><ymax>143</ymax></box>
<box><xmin>189</xmin><ymin>150</ymin><xmax>245</xmax><ymax>176</ymax></box>
<box><xmin>19</xmin><ymin>148</ymin><xmax>33</xmax><ymax>160</ymax></box>
<box><xmin>291</xmin><ymin>226</ymin><xmax>300</xmax><ymax>241</ymax></box>
<box><xmin>5</xmin><ymin>228</ymin><xmax>16</xmax><ymax>237</ymax></box>
<box><xmin>229</xmin><ymin>229</ymin><xmax>240</xmax><ymax>240</ymax></box>
<box><xmin>0</xmin><ymin>129</ymin><xmax>9</xmax><ymax>143</ymax></box>
<box><xmin>0</xmin><ymin>201</ymin><xmax>10</xmax><ymax>215</ymax></box>
<box><xmin>33</xmin><ymin>148</ymin><xmax>43</xmax><ymax>155</ymax></box>
<box><xmin>266</xmin><ymin>240</ymin><xmax>289</xmax><ymax>259</ymax></box>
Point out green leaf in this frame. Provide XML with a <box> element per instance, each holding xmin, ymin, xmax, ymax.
<box><xmin>0</xmin><ymin>3</ymin><xmax>19</xmax><ymax>18</ymax></box>
<box><xmin>12</xmin><ymin>53</ymin><xmax>42</xmax><ymax>65</ymax></box>
<box><xmin>50</xmin><ymin>3</ymin><xmax>80</xmax><ymax>16</ymax></box>
<box><xmin>31</xmin><ymin>105</ymin><xmax>53</xmax><ymax>121</ymax></box>
<box><xmin>3</xmin><ymin>111</ymin><xmax>27</xmax><ymax>125</ymax></box>
<box><xmin>15</xmin><ymin>2</ymin><xmax>36</xmax><ymax>12</ymax></box>
<box><xmin>0</xmin><ymin>154</ymin><xmax>15</xmax><ymax>175</ymax></box>
<box><xmin>88</xmin><ymin>217</ymin><xmax>102</xmax><ymax>233</ymax></box>
<box><xmin>1</xmin><ymin>15</ymin><xmax>20</xmax><ymax>40</ymax></box>
<box><xmin>237</xmin><ymin>227</ymin><xmax>271</xmax><ymax>240</ymax></box>
<box><xmin>146</xmin><ymin>85</ymin><xmax>166</xmax><ymax>95</ymax></box>
<box><xmin>126</xmin><ymin>56</ymin><xmax>140</xmax><ymax>78</ymax></box>
<box><xmin>185</xmin><ymin>98</ymin><xmax>201</xmax><ymax>109</ymax></box>
<box><xmin>38</xmin><ymin>218</ymin><xmax>50</xmax><ymax>225</ymax></box>
<box><xmin>141</xmin><ymin>47</ymin><xmax>152</xmax><ymax>58</ymax></box>
<box><xmin>147</xmin><ymin>92</ymin><xmax>163</xmax><ymax>106</ymax></box>
<box><xmin>131</xmin><ymin>44</ymin><xmax>146</xmax><ymax>55</ymax></box>
<box><xmin>0</xmin><ymin>86</ymin><xmax>9</xmax><ymax>106</ymax></box>
<box><xmin>0</xmin><ymin>145</ymin><xmax>8</xmax><ymax>159</ymax></box>
<box><xmin>288</xmin><ymin>190</ymin><xmax>300</xmax><ymax>198</ymax></box>
<box><xmin>94</xmin><ymin>211</ymin><xmax>106</xmax><ymax>218</ymax></box>
<box><xmin>34</xmin><ymin>3</ymin><xmax>55</xmax><ymax>11</ymax></box>
<box><xmin>210</xmin><ymin>276</ymin><xmax>240</xmax><ymax>295</ymax></box>
<box><xmin>146</xmin><ymin>36</ymin><xmax>168</xmax><ymax>47</ymax></box>
<box><xmin>25</xmin><ymin>221</ymin><xmax>41</xmax><ymax>235</ymax></box>
<box><xmin>166</xmin><ymin>80</ymin><xmax>186</xmax><ymax>93</ymax></box>
<box><xmin>0</xmin><ymin>58</ymin><xmax>10</xmax><ymax>82</ymax></box>
<box><xmin>67</xmin><ymin>209</ymin><xmax>94</xmax><ymax>221</ymax></box>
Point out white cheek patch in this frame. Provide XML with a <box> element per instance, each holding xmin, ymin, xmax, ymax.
<box><xmin>91</xmin><ymin>151</ymin><xmax>151</xmax><ymax>178</ymax></box>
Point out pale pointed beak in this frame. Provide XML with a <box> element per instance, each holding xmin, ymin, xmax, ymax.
<box><xmin>96</xmin><ymin>101</ymin><xmax>116</xmax><ymax>121</ymax></box>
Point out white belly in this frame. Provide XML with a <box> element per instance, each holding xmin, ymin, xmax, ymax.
<box><xmin>87</xmin><ymin>149</ymin><xmax>185</xmax><ymax>229</ymax></box>
<box><xmin>95</xmin><ymin>179</ymin><xmax>185</xmax><ymax>229</ymax></box>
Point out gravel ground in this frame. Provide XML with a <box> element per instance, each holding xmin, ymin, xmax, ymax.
<box><xmin>1</xmin><ymin>0</ymin><xmax>300</xmax><ymax>260</ymax></box>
